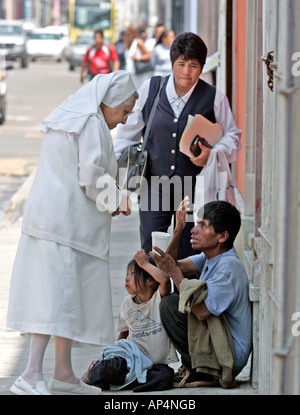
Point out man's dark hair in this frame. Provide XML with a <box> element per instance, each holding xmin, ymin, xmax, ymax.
<box><xmin>170</xmin><ymin>32</ymin><xmax>207</xmax><ymax>69</ymax></box>
<box><xmin>200</xmin><ymin>201</ymin><xmax>241</xmax><ymax>249</ymax></box>
<box><xmin>94</xmin><ymin>29</ymin><xmax>104</xmax><ymax>37</ymax></box>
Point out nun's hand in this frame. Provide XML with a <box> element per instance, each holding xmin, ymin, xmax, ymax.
<box><xmin>119</xmin><ymin>194</ymin><xmax>131</xmax><ymax>216</ymax></box>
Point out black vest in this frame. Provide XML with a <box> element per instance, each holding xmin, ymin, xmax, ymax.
<box><xmin>142</xmin><ymin>76</ymin><xmax>216</xmax><ymax>179</ymax></box>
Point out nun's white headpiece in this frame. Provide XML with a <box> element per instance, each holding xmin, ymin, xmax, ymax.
<box><xmin>41</xmin><ymin>70</ymin><xmax>136</xmax><ymax>134</ymax></box>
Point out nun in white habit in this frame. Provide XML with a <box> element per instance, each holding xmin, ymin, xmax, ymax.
<box><xmin>6</xmin><ymin>71</ymin><xmax>138</xmax><ymax>395</ymax></box>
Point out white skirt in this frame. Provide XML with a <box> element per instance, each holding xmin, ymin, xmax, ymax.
<box><xmin>6</xmin><ymin>234</ymin><xmax>114</xmax><ymax>346</ymax></box>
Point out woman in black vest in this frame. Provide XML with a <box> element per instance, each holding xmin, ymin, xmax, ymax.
<box><xmin>114</xmin><ymin>32</ymin><xmax>241</xmax><ymax>262</ymax></box>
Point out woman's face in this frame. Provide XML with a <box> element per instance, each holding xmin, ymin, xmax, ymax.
<box><xmin>100</xmin><ymin>101</ymin><xmax>135</xmax><ymax>130</ymax></box>
<box><xmin>164</xmin><ymin>30</ymin><xmax>175</xmax><ymax>46</ymax></box>
<box><xmin>124</xmin><ymin>30</ymin><xmax>136</xmax><ymax>48</ymax></box>
<box><xmin>172</xmin><ymin>56</ymin><xmax>202</xmax><ymax>96</ymax></box>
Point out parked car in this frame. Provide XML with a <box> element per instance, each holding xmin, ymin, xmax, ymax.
<box><xmin>44</xmin><ymin>25</ymin><xmax>70</xmax><ymax>58</ymax></box>
<box><xmin>0</xmin><ymin>55</ymin><xmax>13</xmax><ymax>124</ymax></box>
<box><xmin>0</xmin><ymin>19</ymin><xmax>28</xmax><ymax>68</ymax></box>
<box><xmin>26</xmin><ymin>29</ymin><xmax>66</xmax><ymax>62</ymax></box>
<box><xmin>66</xmin><ymin>31</ymin><xmax>94</xmax><ymax>71</ymax></box>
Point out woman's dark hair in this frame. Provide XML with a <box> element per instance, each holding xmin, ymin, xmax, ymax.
<box><xmin>127</xmin><ymin>256</ymin><xmax>158</xmax><ymax>291</ymax></box>
<box><xmin>199</xmin><ymin>201</ymin><xmax>241</xmax><ymax>249</ymax></box>
<box><xmin>156</xmin><ymin>31</ymin><xmax>166</xmax><ymax>46</ymax></box>
<box><xmin>155</xmin><ymin>29</ymin><xmax>174</xmax><ymax>46</ymax></box>
<box><xmin>170</xmin><ymin>32</ymin><xmax>207</xmax><ymax>69</ymax></box>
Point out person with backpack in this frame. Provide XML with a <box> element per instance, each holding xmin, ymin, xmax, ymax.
<box><xmin>80</xmin><ymin>29</ymin><xmax>120</xmax><ymax>83</ymax></box>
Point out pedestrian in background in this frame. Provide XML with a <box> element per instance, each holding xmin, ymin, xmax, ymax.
<box><xmin>7</xmin><ymin>71</ymin><xmax>138</xmax><ymax>395</ymax></box>
<box><xmin>115</xmin><ymin>30</ymin><xmax>126</xmax><ymax>70</ymax></box>
<box><xmin>145</xmin><ymin>22</ymin><xmax>166</xmax><ymax>52</ymax></box>
<box><xmin>80</xmin><ymin>29</ymin><xmax>120</xmax><ymax>83</ymax></box>
<box><xmin>123</xmin><ymin>26</ymin><xmax>152</xmax><ymax>89</ymax></box>
<box><xmin>152</xmin><ymin>29</ymin><xmax>175</xmax><ymax>77</ymax></box>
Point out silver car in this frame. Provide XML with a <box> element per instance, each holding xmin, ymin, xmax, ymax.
<box><xmin>0</xmin><ymin>20</ymin><xmax>28</xmax><ymax>68</ymax></box>
<box><xmin>0</xmin><ymin>55</ymin><xmax>13</xmax><ymax>124</ymax></box>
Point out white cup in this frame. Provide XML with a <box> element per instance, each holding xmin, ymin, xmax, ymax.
<box><xmin>151</xmin><ymin>231</ymin><xmax>171</xmax><ymax>255</ymax></box>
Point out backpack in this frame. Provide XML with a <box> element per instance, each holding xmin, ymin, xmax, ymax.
<box><xmin>88</xmin><ymin>44</ymin><xmax>113</xmax><ymax>73</ymax></box>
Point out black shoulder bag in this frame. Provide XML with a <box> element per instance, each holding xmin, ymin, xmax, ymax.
<box><xmin>117</xmin><ymin>77</ymin><xmax>164</xmax><ymax>193</ymax></box>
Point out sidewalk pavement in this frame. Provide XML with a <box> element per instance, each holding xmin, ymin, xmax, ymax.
<box><xmin>0</xmin><ymin>168</ymin><xmax>258</xmax><ymax>396</ymax></box>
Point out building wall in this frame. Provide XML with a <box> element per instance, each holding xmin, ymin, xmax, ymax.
<box><xmin>207</xmin><ymin>0</ymin><xmax>300</xmax><ymax>394</ymax></box>
<box><xmin>232</xmin><ymin>0</ymin><xmax>300</xmax><ymax>394</ymax></box>
<box><xmin>235</xmin><ymin>0</ymin><xmax>246</xmax><ymax>198</ymax></box>
<box><xmin>266</xmin><ymin>0</ymin><xmax>300</xmax><ymax>395</ymax></box>
<box><xmin>197</xmin><ymin>0</ymin><xmax>219</xmax><ymax>54</ymax></box>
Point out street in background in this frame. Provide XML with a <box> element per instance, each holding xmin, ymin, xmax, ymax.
<box><xmin>0</xmin><ymin>60</ymin><xmax>80</xmax><ymax>220</ymax></box>
<box><xmin>0</xmin><ymin>19</ymin><xmax>28</xmax><ymax>68</ymax></box>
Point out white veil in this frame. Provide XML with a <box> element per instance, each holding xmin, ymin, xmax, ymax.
<box><xmin>41</xmin><ymin>70</ymin><xmax>137</xmax><ymax>134</ymax></box>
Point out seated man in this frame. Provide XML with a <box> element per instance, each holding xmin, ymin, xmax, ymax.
<box><xmin>150</xmin><ymin>199</ymin><xmax>252</xmax><ymax>388</ymax></box>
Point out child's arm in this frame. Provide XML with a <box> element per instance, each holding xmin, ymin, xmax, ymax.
<box><xmin>118</xmin><ymin>330</ymin><xmax>128</xmax><ymax>340</ymax></box>
<box><xmin>134</xmin><ymin>250</ymin><xmax>171</xmax><ymax>297</ymax></box>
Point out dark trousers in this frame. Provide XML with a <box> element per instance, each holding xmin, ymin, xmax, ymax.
<box><xmin>139</xmin><ymin>176</ymin><xmax>196</xmax><ymax>260</ymax></box>
<box><xmin>139</xmin><ymin>208</ymin><xmax>195</xmax><ymax>259</ymax></box>
<box><xmin>159</xmin><ymin>293</ymin><xmax>192</xmax><ymax>370</ymax></box>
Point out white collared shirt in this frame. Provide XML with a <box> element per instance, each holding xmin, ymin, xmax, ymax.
<box><xmin>114</xmin><ymin>74</ymin><xmax>242</xmax><ymax>163</ymax></box>
<box><xmin>167</xmin><ymin>73</ymin><xmax>197</xmax><ymax>117</ymax></box>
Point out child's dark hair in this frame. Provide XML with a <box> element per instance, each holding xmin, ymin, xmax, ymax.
<box><xmin>127</xmin><ymin>256</ymin><xmax>159</xmax><ymax>292</ymax></box>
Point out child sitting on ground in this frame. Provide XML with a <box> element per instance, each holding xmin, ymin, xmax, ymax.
<box><xmin>82</xmin><ymin>250</ymin><xmax>178</xmax><ymax>392</ymax></box>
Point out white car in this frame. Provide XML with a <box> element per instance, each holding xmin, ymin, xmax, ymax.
<box><xmin>26</xmin><ymin>29</ymin><xmax>66</xmax><ymax>62</ymax></box>
<box><xmin>44</xmin><ymin>25</ymin><xmax>70</xmax><ymax>58</ymax></box>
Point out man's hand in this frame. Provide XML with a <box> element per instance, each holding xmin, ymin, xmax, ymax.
<box><xmin>150</xmin><ymin>247</ymin><xmax>184</xmax><ymax>290</ymax></box>
<box><xmin>175</xmin><ymin>196</ymin><xmax>190</xmax><ymax>232</ymax></box>
<box><xmin>191</xmin><ymin>302</ymin><xmax>211</xmax><ymax>321</ymax></box>
<box><xmin>150</xmin><ymin>247</ymin><xmax>176</xmax><ymax>273</ymax></box>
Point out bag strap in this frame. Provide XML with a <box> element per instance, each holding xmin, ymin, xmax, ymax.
<box><xmin>141</xmin><ymin>76</ymin><xmax>165</xmax><ymax>152</ymax></box>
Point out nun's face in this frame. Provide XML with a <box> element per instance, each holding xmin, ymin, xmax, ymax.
<box><xmin>100</xmin><ymin>102</ymin><xmax>135</xmax><ymax>130</ymax></box>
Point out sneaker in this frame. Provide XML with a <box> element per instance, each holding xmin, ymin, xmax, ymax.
<box><xmin>48</xmin><ymin>377</ymin><xmax>102</xmax><ymax>395</ymax></box>
<box><xmin>172</xmin><ymin>367</ymin><xmax>217</xmax><ymax>388</ymax></box>
<box><xmin>10</xmin><ymin>376</ymin><xmax>51</xmax><ymax>395</ymax></box>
